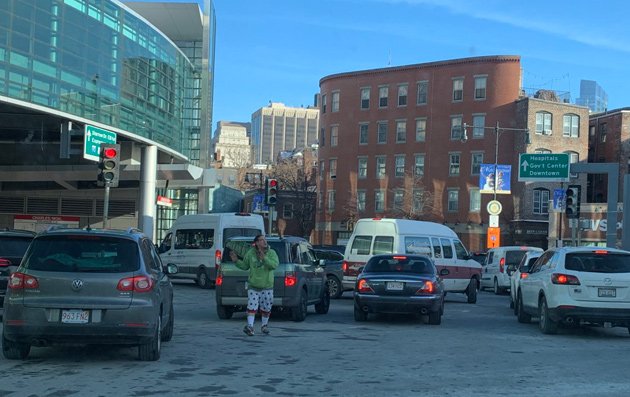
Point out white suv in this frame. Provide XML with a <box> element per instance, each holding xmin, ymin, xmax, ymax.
<box><xmin>480</xmin><ymin>246</ymin><xmax>543</xmax><ymax>294</ymax></box>
<box><xmin>515</xmin><ymin>247</ymin><xmax>630</xmax><ymax>334</ymax></box>
<box><xmin>509</xmin><ymin>251</ymin><xmax>542</xmax><ymax>313</ymax></box>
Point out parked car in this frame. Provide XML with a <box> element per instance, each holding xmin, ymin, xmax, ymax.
<box><xmin>216</xmin><ymin>236</ymin><xmax>330</xmax><ymax>322</ymax></box>
<box><xmin>509</xmin><ymin>251</ymin><xmax>542</xmax><ymax>312</ymax></box>
<box><xmin>314</xmin><ymin>248</ymin><xmax>348</xmax><ymax>299</ymax></box>
<box><xmin>2</xmin><ymin>227</ymin><xmax>177</xmax><ymax>361</ymax></box>
<box><xmin>0</xmin><ymin>229</ymin><xmax>36</xmax><ymax>308</ymax></box>
<box><xmin>353</xmin><ymin>254</ymin><xmax>448</xmax><ymax>324</ymax></box>
<box><xmin>480</xmin><ymin>246</ymin><xmax>544</xmax><ymax>294</ymax></box>
<box><xmin>516</xmin><ymin>247</ymin><xmax>630</xmax><ymax>334</ymax></box>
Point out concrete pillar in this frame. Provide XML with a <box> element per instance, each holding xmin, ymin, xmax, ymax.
<box><xmin>138</xmin><ymin>145</ymin><xmax>157</xmax><ymax>241</ymax></box>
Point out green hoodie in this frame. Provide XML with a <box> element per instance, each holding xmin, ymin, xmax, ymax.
<box><xmin>235</xmin><ymin>247</ymin><xmax>279</xmax><ymax>290</ymax></box>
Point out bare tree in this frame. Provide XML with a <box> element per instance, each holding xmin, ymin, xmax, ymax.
<box><xmin>385</xmin><ymin>172</ymin><xmax>438</xmax><ymax>220</ymax></box>
<box><xmin>218</xmin><ymin>146</ymin><xmax>252</xmax><ymax>169</ymax></box>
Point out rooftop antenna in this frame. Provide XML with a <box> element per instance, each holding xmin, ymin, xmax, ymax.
<box><xmin>387</xmin><ymin>50</ymin><xmax>391</xmax><ymax>66</ymax></box>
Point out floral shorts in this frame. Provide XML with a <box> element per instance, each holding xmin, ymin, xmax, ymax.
<box><xmin>247</xmin><ymin>288</ymin><xmax>273</xmax><ymax>313</ymax></box>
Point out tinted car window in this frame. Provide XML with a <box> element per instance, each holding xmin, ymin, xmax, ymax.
<box><xmin>23</xmin><ymin>235</ymin><xmax>140</xmax><ymax>273</ymax></box>
<box><xmin>506</xmin><ymin>250</ymin><xmax>528</xmax><ymax>266</ymax></box>
<box><xmin>0</xmin><ymin>237</ymin><xmax>33</xmax><ymax>257</ymax></box>
<box><xmin>365</xmin><ymin>257</ymin><xmax>434</xmax><ymax>274</ymax></box>
<box><xmin>565</xmin><ymin>252</ymin><xmax>630</xmax><ymax>273</ymax></box>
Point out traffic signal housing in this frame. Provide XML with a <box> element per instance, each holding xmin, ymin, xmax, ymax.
<box><xmin>565</xmin><ymin>185</ymin><xmax>581</xmax><ymax>219</ymax></box>
<box><xmin>98</xmin><ymin>143</ymin><xmax>120</xmax><ymax>187</ymax></box>
<box><xmin>265</xmin><ymin>178</ymin><xmax>278</xmax><ymax>206</ymax></box>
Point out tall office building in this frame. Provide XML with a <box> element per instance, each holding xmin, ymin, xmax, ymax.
<box><xmin>576</xmin><ymin>80</ymin><xmax>608</xmax><ymax>113</ymax></box>
<box><xmin>251</xmin><ymin>102</ymin><xmax>319</xmax><ymax>164</ymax></box>
<box><xmin>212</xmin><ymin>121</ymin><xmax>252</xmax><ymax>168</ymax></box>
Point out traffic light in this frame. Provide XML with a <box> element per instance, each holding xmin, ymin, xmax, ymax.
<box><xmin>98</xmin><ymin>143</ymin><xmax>120</xmax><ymax>187</ymax></box>
<box><xmin>265</xmin><ymin>178</ymin><xmax>278</xmax><ymax>206</ymax></box>
<box><xmin>565</xmin><ymin>185</ymin><xmax>581</xmax><ymax>219</ymax></box>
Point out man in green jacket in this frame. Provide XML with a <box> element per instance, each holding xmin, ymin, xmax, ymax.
<box><xmin>230</xmin><ymin>235</ymin><xmax>279</xmax><ymax>336</ymax></box>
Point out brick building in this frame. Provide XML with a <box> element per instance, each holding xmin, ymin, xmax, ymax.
<box><xmin>315</xmin><ymin>55</ymin><xmax>588</xmax><ymax>251</ymax></box>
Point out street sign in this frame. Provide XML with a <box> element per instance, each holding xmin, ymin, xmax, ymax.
<box><xmin>84</xmin><ymin>124</ymin><xmax>117</xmax><ymax>162</ymax></box>
<box><xmin>487</xmin><ymin>227</ymin><xmax>501</xmax><ymax>249</ymax></box>
<box><xmin>518</xmin><ymin>153</ymin><xmax>570</xmax><ymax>182</ymax></box>
<box><xmin>487</xmin><ymin>200</ymin><xmax>503</xmax><ymax>215</ymax></box>
<box><xmin>489</xmin><ymin>215</ymin><xmax>499</xmax><ymax>227</ymax></box>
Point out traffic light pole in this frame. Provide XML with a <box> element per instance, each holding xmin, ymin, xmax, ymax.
<box><xmin>103</xmin><ymin>181</ymin><xmax>111</xmax><ymax>229</ymax></box>
<box><xmin>268</xmin><ymin>206</ymin><xmax>273</xmax><ymax>236</ymax></box>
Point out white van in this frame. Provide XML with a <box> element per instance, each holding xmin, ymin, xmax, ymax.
<box><xmin>343</xmin><ymin>218</ymin><xmax>482</xmax><ymax>303</ymax></box>
<box><xmin>158</xmin><ymin>212</ymin><xmax>265</xmax><ymax>288</ymax></box>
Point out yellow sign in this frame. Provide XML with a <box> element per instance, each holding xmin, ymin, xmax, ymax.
<box><xmin>487</xmin><ymin>227</ymin><xmax>501</xmax><ymax>249</ymax></box>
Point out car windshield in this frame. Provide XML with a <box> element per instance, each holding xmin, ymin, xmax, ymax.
<box><xmin>565</xmin><ymin>252</ymin><xmax>630</xmax><ymax>273</ymax></box>
<box><xmin>0</xmin><ymin>236</ymin><xmax>33</xmax><ymax>257</ymax></box>
<box><xmin>22</xmin><ymin>235</ymin><xmax>140</xmax><ymax>273</ymax></box>
<box><xmin>364</xmin><ymin>257</ymin><xmax>434</xmax><ymax>275</ymax></box>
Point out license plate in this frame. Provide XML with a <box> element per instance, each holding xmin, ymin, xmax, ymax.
<box><xmin>386</xmin><ymin>281</ymin><xmax>404</xmax><ymax>291</ymax></box>
<box><xmin>61</xmin><ymin>310</ymin><xmax>90</xmax><ymax>324</ymax></box>
<box><xmin>598</xmin><ymin>288</ymin><xmax>616</xmax><ymax>298</ymax></box>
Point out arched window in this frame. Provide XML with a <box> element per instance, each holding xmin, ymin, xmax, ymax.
<box><xmin>533</xmin><ymin>188</ymin><xmax>550</xmax><ymax>214</ymax></box>
<box><xmin>563</xmin><ymin>114</ymin><xmax>580</xmax><ymax>137</ymax></box>
<box><xmin>534</xmin><ymin>148</ymin><xmax>551</xmax><ymax>154</ymax></box>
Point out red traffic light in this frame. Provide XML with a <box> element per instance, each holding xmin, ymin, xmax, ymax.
<box><xmin>269</xmin><ymin>179</ymin><xmax>278</xmax><ymax>187</ymax></box>
<box><xmin>103</xmin><ymin>147</ymin><xmax>118</xmax><ymax>159</ymax></box>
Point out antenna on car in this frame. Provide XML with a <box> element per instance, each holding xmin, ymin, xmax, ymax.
<box><xmin>85</xmin><ymin>217</ymin><xmax>92</xmax><ymax>231</ymax></box>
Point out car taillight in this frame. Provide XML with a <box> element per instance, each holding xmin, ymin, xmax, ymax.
<box><xmin>215</xmin><ymin>249</ymin><xmax>222</xmax><ymax>274</ymax></box>
<box><xmin>357</xmin><ymin>279</ymin><xmax>374</xmax><ymax>293</ymax></box>
<box><xmin>342</xmin><ymin>261</ymin><xmax>348</xmax><ymax>274</ymax></box>
<box><xmin>117</xmin><ymin>276</ymin><xmax>154</xmax><ymax>292</ymax></box>
<box><xmin>416</xmin><ymin>281</ymin><xmax>435</xmax><ymax>294</ymax></box>
<box><xmin>0</xmin><ymin>258</ymin><xmax>11</xmax><ymax>267</ymax></box>
<box><xmin>520</xmin><ymin>273</ymin><xmax>529</xmax><ymax>279</ymax></box>
<box><xmin>8</xmin><ymin>272</ymin><xmax>39</xmax><ymax>289</ymax></box>
<box><xmin>499</xmin><ymin>258</ymin><xmax>505</xmax><ymax>273</ymax></box>
<box><xmin>215</xmin><ymin>274</ymin><xmax>223</xmax><ymax>286</ymax></box>
<box><xmin>551</xmin><ymin>273</ymin><xmax>580</xmax><ymax>285</ymax></box>
<box><xmin>284</xmin><ymin>272</ymin><xmax>297</xmax><ymax>287</ymax></box>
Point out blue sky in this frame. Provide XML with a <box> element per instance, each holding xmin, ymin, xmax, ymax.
<box><xmin>137</xmin><ymin>0</ymin><xmax>630</xmax><ymax>132</ymax></box>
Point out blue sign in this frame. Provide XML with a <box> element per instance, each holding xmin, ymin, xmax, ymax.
<box><xmin>479</xmin><ymin>164</ymin><xmax>511</xmax><ymax>194</ymax></box>
<box><xmin>252</xmin><ymin>194</ymin><xmax>269</xmax><ymax>213</ymax></box>
<box><xmin>553</xmin><ymin>189</ymin><xmax>566</xmax><ymax>211</ymax></box>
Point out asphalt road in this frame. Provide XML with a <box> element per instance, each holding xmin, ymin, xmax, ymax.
<box><xmin>1</xmin><ymin>281</ymin><xmax>630</xmax><ymax>397</ymax></box>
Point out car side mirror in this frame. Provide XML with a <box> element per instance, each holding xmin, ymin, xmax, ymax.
<box><xmin>439</xmin><ymin>268</ymin><xmax>450</xmax><ymax>276</ymax></box>
<box><xmin>164</xmin><ymin>263</ymin><xmax>178</xmax><ymax>275</ymax></box>
<box><xmin>318</xmin><ymin>259</ymin><xmax>326</xmax><ymax>267</ymax></box>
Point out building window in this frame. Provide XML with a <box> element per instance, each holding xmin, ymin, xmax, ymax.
<box><xmin>357</xmin><ymin>190</ymin><xmax>366</xmax><ymax>212</ymax></box>
<box><xmin>321</xmin><ymin>94</ymin><xmax>326</xmax><ymax>113</ymax></box>
<box><xmin>375</xmin><ymin>190</ymin><xmax>385</xmax><ymax>212</ymax></box>
<box><xmin>320</xmin><ymin>127</ymin><xmax>325</xmax><ymax>147</ymax></box>
<box><xmin>359</xmin><ymin>123</ymin><xmax>369</xmax><ymax>144</ymax></box>
<box><xmin>395</xmin><ymin>155</ymin><xmax>405</xmax><ymax>177</ymax></box>
<box><xmin>413</xmin><ymin>189</ymin><xmax>424</xmax><ymax>212</ymax></box>
<box><xmin>377</xmin><ymin>121</ymin><xmax>387</xmax><ymax>144</ymax></box>
<box><xmin>471</xmin><ymin>152</ymin><xmax>483</xmax><ymax>175</ymax></box>
<box><xmin>396</xmin><ymin>120</ymin><xmax>406</xmax><ymax>143</ymax></box>
<box><xmin>536</xmin><ymin>112</ymin><xmax>552</xmax><ymax>134</ymax></box>
<box><xmin>449</xmin><ymin>153</ymin><xmax>460</xmax><ymax>176</ymax></box>
<box><xmin>469</xmin><ymin>188</ymin><xmax>481</xmax><ymax>212</ymax></box>
<box><xmin>414</xmin><ymin>154</ymin><xmax>425</xmax><ymax>177</ymax></box>
<box><xmin>452</xmin><ymin>78</ymin><xmax>463</xmax><ymax>102</ymax></box>
<box><xmin>332</xmin><ymin>91</ymin><xmax>340</xmax><ymax>112</ymax></box>
<box><xmin>283</xmin><ymin>203</ymin><xmax>294</xmax><ymax>219</ymax></box>
<box><xmin>533</xmin><ymin>188</ymin><xmax>550</xmax><ymax>214</ymax></box>
<box><xmin>361</xmin><ymin>88</ymin><xmax>370</xmax><ymax>109</ymax></box>
<box><xmin>474</xmin><ymin>76</ymin><xmax>487</xmax><ymax>100</ymax></box>
<box><xmin>328</xmin><ymin>190</ymin><xmax>336</xmax><ymax>212</ymax></box>
<box><xmin>567</xmin><ymin>151</ymin><xmax>579</xmax><ymax>178</ymax></box>
<box><xmin>472</xmin><ymin>114</ymin><xmax>485</xmax><ymax>138</ymax></box>
<box><xmin>394</xmin><ymin>190</ymin><xmax>404</xmax><ymax>209</ymax></box>
<box><xmin>376</xmin><ymin>156</ymin><xmax>386</xmax><ymax>179</ymax></box>
<box><xmin>447</xmin><ymin>189</ymin><xmax>459</xmax><ymax>212</ymax></box>
<box><xmin>415</xmin><ymin>118</ymin><xmax>426</xmax><ymax>142</ymax></box>
<box><xmin>563</xmin><ymin>114</ymin><xmax>579</xmax><ymax>137</ymax></box>
<box><xmin>417</xmin><ymin>81</ymin><xmax>428</xmax><ymax>105</ymax></box>
<box><xmin>317</xmin><ymin>191</ymin><xmax>322</xmax><ymax>211</ymax></box>
<box><xmin>319</xmin><ymin>160</ymin><xmax>325</xmax><ymax>180</ymax></box>
<box><xmin>379</xmin><ymin>86</ymin><xmax>388</xmax><ymax>107</ymax></box>
<box><xmin>358</xmin><ymin>157</ymin><xmax>368</xmax><ymax>179</ymax></box>
<box><xmin>534</xmin><ymin>148</ymin><xmax>551</xmax><ymax>154</ymax></box>
<box><xmin>329</xmin><ymin>159</ymin><xmax>337</xmax><ymax>179</ymax></box>
<box><xmin>600</xmin><ymin>122</ymin><xmax>607</xmax><ymax>142</ymax></box>
<box><xmin>398</xmin><ymin>84</ymin><xmax>408</xmax><ymax>106</ymax></box>
<box><xmin>330</xmin><ymin>125</ymin><xmax>338</xmax><ymax>146</ymax></box>
<box><xmin>450</xmin><ymin>115</ymin><xmax>463</xmax><ymax>140</ymax></box>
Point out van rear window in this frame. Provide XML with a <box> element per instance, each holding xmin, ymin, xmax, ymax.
<box><xmin>373</xmin><ymin>236</ymin><xmax>394</xmax><ymax>254</ymax></box>
<box><xmin>351</xmin><ymin>236</ymin><xmax>372</xmax><ymax>255</ymax></box>
<box><xmin>506</xmin><ymin>251</ymin><xmax>528</xmax><ymax>266</ymax></box>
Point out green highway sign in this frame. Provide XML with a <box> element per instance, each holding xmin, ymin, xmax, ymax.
<box><xmin>84</xmin><ymin>125</ymin><xmax>117</xmax><ymax>161</ymax></box>
<box><xmin>518</xmin><ymin>153</ymin><xmax>570</xmax><ymax>182</ymax></box>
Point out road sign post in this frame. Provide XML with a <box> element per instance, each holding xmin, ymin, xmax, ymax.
<box><xmin>84</xmin><ymin>125</ymin><xmax>117</xmax><ymax>162</ymax></box>
<box><xmin>518</xmin><ymin>153</ymin><xmax>570</xmax><ymax>182</ymax></box>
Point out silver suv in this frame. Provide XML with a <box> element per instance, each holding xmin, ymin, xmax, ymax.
<box><xmin>2</xmin><ymin>227</ymin><xmax>177</xmax><ymax>361</ymax></box>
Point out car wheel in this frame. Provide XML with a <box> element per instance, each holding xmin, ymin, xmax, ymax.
<box><xmin>466</xmin><ymin>278</ymin><xmax>477</xmax><ymax>304</ymax></box>
<box><xmin>354</xmin><ymin>304</ymin><xmax>368</xmax><ymax>321</ymax></box>
<box><xmin>538</xmin><ymin>296</ymin><xmax>558</xmax><ymax>334</ymax></box>
<box><xmin>196</xmin><ymin>268</ymin><xmax>212</xmax><ymax>289</ymax></box>
<box><xmin>291</xmin><ymin>289</ymin><xmax>308</xmax><ymax>322</ymax></box>
<box><xmin>315</xmin><ymin>288</ymin><xmax>330</xmax><ymax>314</ymax></box>
<box><xmin>216</xmin><ymin>304</ymin><xmax>234</xmax><ymax>320</ymax></box>
<box><xmin>326</xmin><ymin>275</ymin><xmax>343</xmax><ymax>299</ymax></box>
<box><xmin>138</xmin><ymin>316</ymin><xmax>161</xmax><ymax>361</ymax></box>
<box><xmin>2</xmin><ymin>334</ymin><xmax>30</xmax><ymax>360</ymax></box>
<box><xmin>428</xmin><ymin>310</ymin><xmax>442</xmax><ymax>325</ymax></box>
<box><xmin>161</xmin><ymin>302</ymin><xmax>174</xmax><ymax>342</ymax></box>
<box><xmin>517</xmin><ymin>291</ymin><xmax>531</xmax><ymax>324</ymax></box>
<box><xmin>493</xmin><ymin>278</ymin><xmax>501</xmax><ymax>295</ymax></box>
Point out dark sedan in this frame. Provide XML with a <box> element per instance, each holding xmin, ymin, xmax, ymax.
<box><xmin>353</xmin><ymin>254</ymin><xmax>448</xmax><ymax>325</ymax></box>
